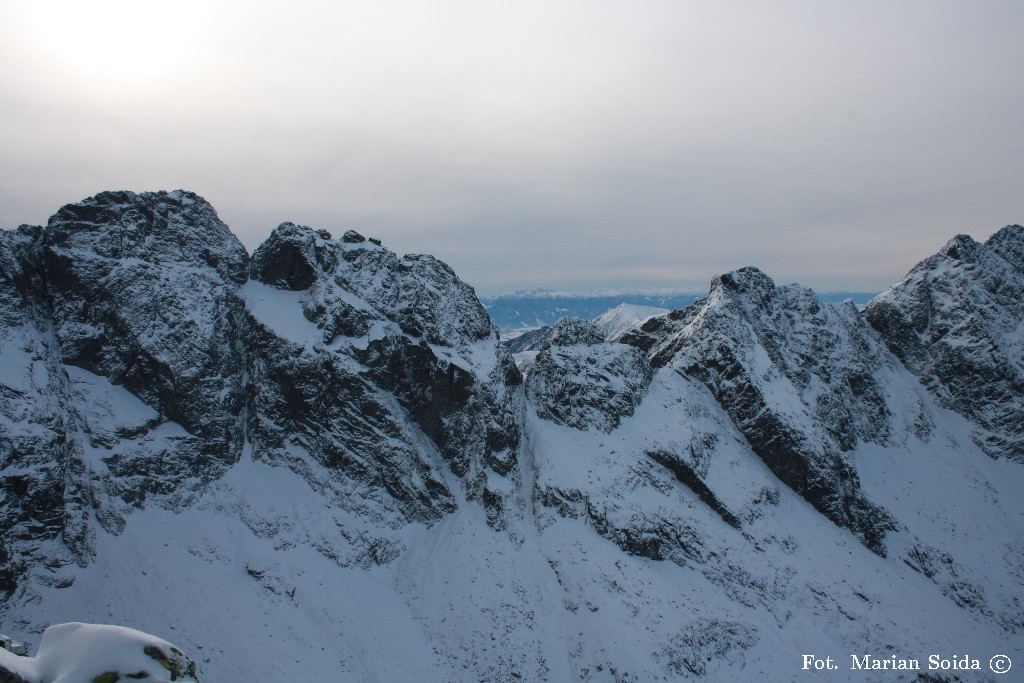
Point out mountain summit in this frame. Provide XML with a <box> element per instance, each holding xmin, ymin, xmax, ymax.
<box><xmin>1</xmin><ymin>193</ymin><xmax>1021</xmax><ymax>681</ymax></box>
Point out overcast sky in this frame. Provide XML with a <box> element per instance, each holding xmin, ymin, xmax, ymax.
<box><xmin>1</xmin><ymin>1</ymin><xmax>1021</xmax><ymax>295</ymax></box>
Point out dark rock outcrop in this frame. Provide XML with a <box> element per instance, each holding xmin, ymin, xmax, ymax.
<box><xmin>44</xmin><ymin>190</ymin><xmax>249</xmax><ymax>474</ymax></box>
<box><xmin>526</xmin><ymin>318</ymin><xmax>653</xmax><ymax>433</ymax></box>
<box><xmin>250</xmin><ymin>222</ymin><xmax>332</xmax><ymax>290</ymax></box>
<box><xmin>500</xmin><ymin>326</ymin><xmax>551</xmax><ymax>354</ymax></box>
<box><xmin>865</xmin><ymin>225</ymin><xmax>1024</xmax><ymax>461</ymax></box>
<box><xmin>646</xmin><ymin>450</ymin><xmax>741</xmax><ymax>529</ymax></box>
<box><xmin>623</xmin><ymin>268</ymin><xmax>905</xmax><ymax>554</ymax></box>
<box><xmin>0</xmin><ymin>192</ymin><xmax>523</xmax><ymax>596</ymax></box>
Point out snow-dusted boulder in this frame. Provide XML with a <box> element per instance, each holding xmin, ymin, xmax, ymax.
<box><xmin>0</xmin><ymin>622</ymin><xmax>198</xmax><ymax>683</ymax></box>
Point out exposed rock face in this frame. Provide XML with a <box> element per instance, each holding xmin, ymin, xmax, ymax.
<box><xmin>0</xmin><ymin>192</ymin><xmax>249</xmax><ymax>598</ymax></box>
<box><xmin>525</xmin><ymin>318</ymin><xmax>652</xmax><ymax>433</ymax></box>
<box><xmin>865</xmin><ymin>225</ymin><xmax>1024</xmax><ymax>461</ymax></box>
<box><xmin>622</xmin><ymin>268</ymin><xmax>917</xmax><ymax>553</ymax></box>
<box><xmin>500</xmin><ymin>326</ymin><xmax>551</xmax><ymax>354</ymax></box>
<box><xmin>0</xmin><ymin>225</ymin><xmax>90</xmax><ymax>596</ymax></box>
<box><xmin>44</xmin><ymin>191</ymin><xmax>250</xmax><ymax>487</ymax></box>
<box><xmin>2</xmin><ymin>195</ymin><xmax>1022</xmax><ymax>682</ymax></box>
<box><xmin>543</xmin><ymin>317</ymin><xmax>605</xmax><ymax>347</ymax></box>
<box><xmin>1</xmin><ymin>192</ymin><xmax>252</xmax><ymax>595</ymax></box>
<box><xmin>0</xmin><ymin>192</ymin><xmax>522</xmax><ymax>597</ymax></box>
<box><xmin>244</xmin><ymin>222</ymin><xmax>521</xmax><ymax>534</ymax></box>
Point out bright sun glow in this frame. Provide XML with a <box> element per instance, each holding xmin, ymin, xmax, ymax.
<box><xmin>18</xmin><ymin>0</ymin><xmax>210</xmax><ymax>82</ymax></box>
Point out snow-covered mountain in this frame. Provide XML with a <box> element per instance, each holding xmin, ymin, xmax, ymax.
<box><xmin>482</xmin><ymin>290</ymin><xmax>702</xmax><ymax>337</ymax></box>
<box><xmin>1</xmin><ymin>191</ymin><xmax>1022</xmax><ymax>682</ymax></box>
<box><xmin>592</xmin><ymin>303</ymin><xmax>671</xmax><ymax>342</ymax></box>
<box><xmin>483</xmin><ymin>289</ymin><xmax>877</xmax><ymax>337</ymax></box>
<box><xmin>864</xmin><ymin>228</ymin><xmax>1024</xmax><ymax>463</ymax></box>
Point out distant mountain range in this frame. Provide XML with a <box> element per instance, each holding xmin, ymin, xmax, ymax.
<box><xmin>481</xmin><ymin>289</ymin><xmax>879</xmax><ymax>336</ymax></box>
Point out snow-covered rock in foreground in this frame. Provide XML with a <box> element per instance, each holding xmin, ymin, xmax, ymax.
<box><xmin>0</xmin><ymin>622</ymin><xmax>198</xmax><ymax>683</ymax></box>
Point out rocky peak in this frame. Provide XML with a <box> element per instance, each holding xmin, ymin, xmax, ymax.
<box><xmin>623</xmin><ymin>267</ymin><xmax>910</xmax><ymax>553</ymax></box>
<box><xmin>0</xmin><ymin>192</ymin><xmax>254</xmax><ymax>603</ymax></box>
<box><xmin>250</xmin><ymin>222</ymin><xmax>334</xmax><ymax>290</ymax></box>
<box><xmin>708</xmin><ymin>266</ymin><xmax>777</xmax><ymax>306</ymax></box>
<box><xmin>527</xmin><ymin>317</ymin><xmax>653</xmax><ymax>433</ymax></box>
<box><xmin>243</xmin><ymin>224</ymin><xmax>521</xmax><ymax>532</ymax></box>
<box><xmin>42</xmin><ymin>191</ymin><xmax>249</xmax><ymax>469</ymax></box>
<box><xmin>251</xmin><ymin>225</ymin><xmax>494</xmax><ymax>350</ymax></box>
<box><xmin>986</xmin><ymin>224</ymin><xmax>1024</xmax><ymax>273</ymax></box>
<box><xmin>544</xmin><ymin>317</ymin><xmax>604</xmax><ymax>347</ymax></box>
<box><xmin>394</xmin><ymin>254</ymin><xmax>493</xmax><ymax>347</ymax></box>
<box><xmin>45</xmin><ymin>190</ymin><xmax>248</xmax><ymax>284</ymax></box>
<box><xmin>939</xmin><ymin>233</ymin><xmax>981</xmax><ymax>261</ymax></box>
<box><xmin>865</xmin><ymin>225</ymin><xmax>1024</xmax><ymax>461</ymax></box>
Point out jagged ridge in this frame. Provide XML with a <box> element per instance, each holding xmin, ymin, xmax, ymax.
<box><xmin>865</xmin><ymin>225</ymin><xmax>1024</xmax><ymax>461</ymax></box>
<box><xmin>1</xmin><ymin>194</ymin><xmax>1022</xmax><ymax>682</ymax></box>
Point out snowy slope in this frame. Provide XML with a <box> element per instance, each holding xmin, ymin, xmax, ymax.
<box><xmin>9</xmin><ymin>369</ymin><xmax>1021</xmax><ymax>682</ymax></box>
<box><xmin>619</xmin><ymin>267</ymin><xmax>933</xmax><ymax>553</ymax></box>
<box><xmin>1</xmin><ymin>195</ymin><xmax>1022</xmax><ymax>681</ymax></box>
<box><xmin>591</xmin><ymin>303</ymin><xmax>670</xmax><ymax>342</ymax></box>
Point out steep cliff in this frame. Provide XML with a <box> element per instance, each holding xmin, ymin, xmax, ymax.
<box><xmin>865</xmin><ymin>225</ymin><xmax>1024</xmax><ymax>462</ymax></box>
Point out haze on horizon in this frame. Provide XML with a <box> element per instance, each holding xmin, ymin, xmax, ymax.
<box><xmin>1</xmin><ymin>0</ymin><xmax>1021</xmax><ymax>296</ymax></box>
